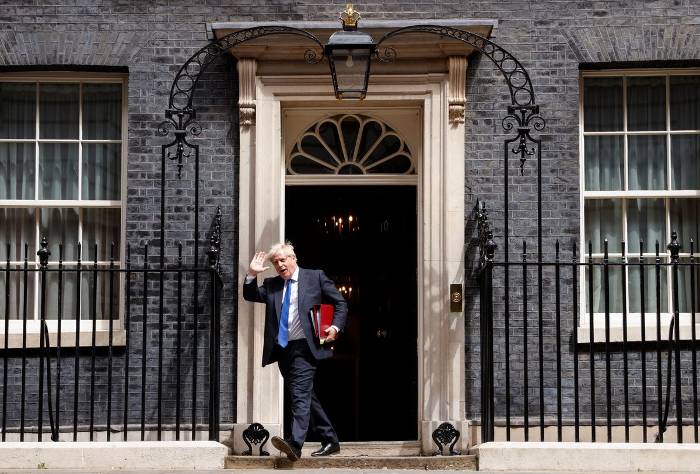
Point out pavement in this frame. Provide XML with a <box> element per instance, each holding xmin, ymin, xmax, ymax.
<box><xmin>2</xmin><ymin>470</ymin><xmax>700</xmax><ymax>473</ymax></box>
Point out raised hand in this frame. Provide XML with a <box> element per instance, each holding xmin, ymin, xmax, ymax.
<box><xmin>248</xmin><ymin>251</ymin><xmax>269</xmax><ymax>276</ymax></box>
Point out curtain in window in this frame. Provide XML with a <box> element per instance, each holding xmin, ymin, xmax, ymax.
<box><xmin>0</xmin><ymin>83</ymin><xmax>35</xmax><ymax>139</ymax></box>
<box><xmin>584</xmin><ymin>136</ymin><xmax>623</xmax><ymax>191</ymax></box>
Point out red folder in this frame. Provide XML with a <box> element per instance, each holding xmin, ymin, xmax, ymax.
<box><xmin>310</xmin><ymin>304</ymin><xmax>334</xmax><ymax>344</ymax></box>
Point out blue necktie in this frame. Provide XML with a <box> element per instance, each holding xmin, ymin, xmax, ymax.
<box><xmin>278</xmin><ymin>279</ymin><xmax>292</xmax><ymax>348</ymax></box>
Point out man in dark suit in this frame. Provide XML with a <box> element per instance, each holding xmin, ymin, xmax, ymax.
<box><xmin>243</xmin><ymin>242</ymin><xmax>347</xmax><ymax>461</ymax></box>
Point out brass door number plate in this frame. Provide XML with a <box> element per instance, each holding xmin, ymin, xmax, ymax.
<box><xmin>450</xmin><ymin>284</ymin><xmax>463</xmax><ymax>312</ymax></box>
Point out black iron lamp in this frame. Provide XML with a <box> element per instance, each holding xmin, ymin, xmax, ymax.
<box><xmin>324</xmin><ymin>4</ymin><xmax>376</xmax><ymax>99</ymax></box>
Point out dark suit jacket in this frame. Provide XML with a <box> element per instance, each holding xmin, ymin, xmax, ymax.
<box><xmin>243</xmin><ymin>267</ymin><xmax>348</xmax><ymax>367</ymax></box>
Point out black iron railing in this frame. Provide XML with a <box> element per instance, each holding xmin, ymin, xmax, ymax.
<box><xmin>0</xmin><ymin>236</ymin><xmax>222</xmax><ymax>442</ymax></box>
<box><xmin>478</xmin><ymin>205</ymin><xmax>699</xmax><ymax>444</ymax></box>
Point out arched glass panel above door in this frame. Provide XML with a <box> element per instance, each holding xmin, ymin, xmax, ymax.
<box><xmin>287</xmin><ymin>114</ymin><xmax>416</xmax><ymax>175</ymax></box>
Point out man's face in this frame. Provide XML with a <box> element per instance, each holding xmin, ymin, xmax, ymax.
<box><xmin>271</xmin><ymin>254</ymin><xmax>297</xmax><ymax>280</ymax></box>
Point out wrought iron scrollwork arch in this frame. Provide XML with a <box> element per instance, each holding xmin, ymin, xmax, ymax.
<box><xmin>376</xmin><ymin>25</ymin><xmax>536</xmax><ymax>108</ymax></box>
<box><xmin>158</xmin><ymin>26</ymin><xmax>324</xmax><ymax>171</ymax></box>
<box><xmin>376</xmin><ymin>25</ymin><xmax>545</xmax><ymax>178</ymax></box>
<box><xmin>156</xmin><ymin>26</ymin><xmax>324</xmax><ymax>252</ymax></box>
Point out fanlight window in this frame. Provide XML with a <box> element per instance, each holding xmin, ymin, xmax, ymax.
<box><xmin>287</xmin><ymin>114</ymin><xmax>415</xmax><ymax>175</ymax></box>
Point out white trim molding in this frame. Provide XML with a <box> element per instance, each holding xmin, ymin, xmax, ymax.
<box><xmin>448</xmin><ymin>56</ymin><xmax>467</xmax><ymax>124</ymax></box>
<box><xmin>237</xmin><ymin>58</ymin><xmax>257</xmax><ymax>127</ymax></box>
<box><xmin>230</xmin><ymin>73</ymin><xmax>468</xmax><ymax>455</ymax></box>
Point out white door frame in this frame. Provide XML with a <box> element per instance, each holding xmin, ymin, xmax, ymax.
<box><xmin>231</xmin><ymin>72</ymin><xmax>468</xmax><ymax>455</ymax></box>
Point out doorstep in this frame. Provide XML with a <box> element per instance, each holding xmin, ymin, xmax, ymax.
<box><xmin>226</xmin><ymin>440</ymin><xmax>476</xmax><ymax>470</ymax></box>
<box><xmin>225</xmin><ymin>454</ymin><xmax>477</xmax><ymax>470</ymax></box>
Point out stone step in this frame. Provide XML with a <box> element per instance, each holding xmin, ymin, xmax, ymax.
<box><xmin>225</xmin><ymin>454</ymin><xmax>477</xmax><ymax>470</ymax></box>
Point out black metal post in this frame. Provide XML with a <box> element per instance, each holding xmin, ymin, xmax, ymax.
<box><xmin>124</xmin><ymin>245</ymin><xmax>131</xmax><ymax>441</ymax></box>
<box><xmin>640</xmin><ymin>241</ymin><xmax>648</xmax><ymax>442</ymax></box>
<box><xmin>621</xmin><ymin>241</ymin><xmax>629</xmax><ymax>442</ymax></box>
<box><xmin>522</xmin><ymin>240</ymin><xmax>529</xmax><ymax>441</ymax></box>
<box><xmin>176</xmin><ymin>243</ymin><xmax>183</xmax><ymax>439</ymax></box>
<box><xmin>603</xmin><ymin>240</ymin><xmax>612</xmax><ymax>442</ymax></box>
<box><xmin>56</xmin><ymin>244</ymin><xmax>64</xmax><ymax>440</ymax></box>
<box><xmin>587</xmin><ymin>241</ymin><xmax>595</xmax><ymax>442</ymax></box>
<box><xmin>107</xmin><ymin>243</ymin><xmax>115</xmax><ymax>441</ymax></box>
<box><xmin>691</xmin><ymin>240</ymin><xmax>699</xmax><ymax>443</ymax></box>
<box><xmin>668</xmin><ymin>232</ymin><xmax>682</xmax><ymax>442</ymax></box>
<box><xmin>555</xmin><ymin>241</ymin><xmax>562</xmax><ymax>441</ymax></box>
<box><xmin>73</xmin><ymin>243</ymin><xmax>82</xmax><ymax>441</ymax></box>
<box><xmin>89</xmin><ymin>244</ymin><xmax>98</xmax><ymax>441</ymax></box>
<box><xmin>20</xmin><ymin>242</ymin><xmax>28</xmax><ymax>442</ymax></box>
<box><xmin>141</xmin><ymin>244</ymin><xmax>148</xmax><ymax>441</ymax></box>
<box><xmin>38</xmin><ymin>237</ymin><xmax>49</xmax><ymax>441</ymax></box>
<box><xmin>655</xmin><ymin>241</ymin><xmax>663</xmax><ymax>442</ymax></box>
<box><xmin>572</xmin><ymin>243</ymin><xmax>579</xmax><ymax>442</ymax></box>
<box><xmin>483</xmin><ymin>232</ymin><xmax>496</xmax><ymax>442</ymax></box>
<box><xmin>2</xmin><ymin>243</ymin><xmax>10</xmax><ymax>442</ymax></box>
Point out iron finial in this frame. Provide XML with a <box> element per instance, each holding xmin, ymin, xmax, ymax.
<box><xmin>485</xmin><ymin>231</ymin><xmax>497</xmax><ymax>262</ymax></box>
<box><xmin>37</xmin><ymin>236</ymin><xmax>51</xmax><ymax>268</ymax></box>
<box><xmin>668</xmin><ymin>230</ymin><xmax>681</xmax><ymax>263</ymax></box>
<box><xmin>340</xmin><ymin>3</ymin><xmax>360</xmax><ymax>30</ymax></box>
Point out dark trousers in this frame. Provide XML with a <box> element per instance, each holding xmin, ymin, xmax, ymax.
<box><xmin>277</xmin><ymin>340</ymin><xmax>338</xmax><ymax>449</ymax></box>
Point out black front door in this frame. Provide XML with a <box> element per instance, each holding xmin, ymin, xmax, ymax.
<box><xmin>285</xmin><ymin>185</ymin><xmax>418</xmax><ymax>441</ymax></box>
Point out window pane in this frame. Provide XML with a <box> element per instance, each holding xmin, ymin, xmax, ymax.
<box><xmin>678</xmin><ymin>258</ymin><xmax>700</xmax><ymax>313</ymax></box>
<box><xmin>627</xmin><ymin>76</ymin><xmax>666</xmax><ymax>131</ymax></box>
<box><xmin>0</xmin><ymin>208</ymin><xmax>36</xmax><ymax>261</ymax></box>
<box><xmin>627</xmin><ymin>199</ymin><xmax>665</xmax><ymax>254</ymax></box>
<box><xmin>670</xmin><ymin>75</ymin><xmax>700</xmax><ymax>130</ymax></box>
<box><xmin>45</xmin><ymin>269</ymin><xmax>78</xmax><ymax>320</ymax></box>
<box><xmin>585</xmin><ymin>199</ymin><xmax>622</xmax><ymax>253</ymax></box>
<box><xmin>0</xmin><ymin>82</ymin><xmax>35</xmax><ymax>139</ymax></box>
<box><xmin>83</xmin><ymin>84</ymin><xmax>122</xmax><ymax>140</ymax></box>
<box><xmin>40</xmin><ymin>208</ymin><xmax>79</xmax><ymax>261</ymax></box>
<box><xmin>0</xmin><ymin>143</ymin><xmax>35</xmax><ymax>199</ymax></box>
<box><xmin>628</xmin><ymin>135</ymin><xmax>667</xmax><ymax>190</ymax></box>
<box><xmin>670</xmin><ymin>199</ymin><xmax>700</xmax><ymax>250</ymax></box>
<box><xmin>585</xmin><ymin>262</ymin><xmax>623</xmax><ymax>313</ymax></box>
<box><xmin>82</xmin><ymin>144</ymin><xmax>121</xmax><ymax>200</ymax></box>
<box><xmin>0</xmin><ymin>270</ymin><xmax>35</xmax><ymax>320</ymax></box>
<box><xmin>629</xmin><ymin>258</ymin><xmax>669</xmax><ymax>313</ymax></box>
<box><xmin>39</xmin><ymin>143</ymin><xmax>78</xmax><ymax>199</ymax></box>
<box><xmin>83</xmin><ymin>208</ymin><xmax>120</xmax><ymax>261</ymax></box>
<box><xmin>39</xmin><ymin>83</ymin><xmax>79</xmax><ymax>139</ymax></box>
<box><xmin>583</xmin><ymin>77</ymin><xmax>623</xmax><ymax>132</ymax></box>
<box><xmin>80</xmin><ymin>271</ymin><xmax>119</xmax><ymax>320</ymax></box>
<box><xmin>584</xmin><ymin>136</ymin><xmax>623</xmax><ymax>191</ymax></box>
<box><xmin>671</xmin><ymin>135</ymin><xmax>700</xmax><ymax>190</ymax></box>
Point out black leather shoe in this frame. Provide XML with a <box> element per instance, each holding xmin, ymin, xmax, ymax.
<box><xmin>271</xmin><ymin>436</ymin><xmax>301</xmax><ymax>461</ymax></box>
<box><xmin>311</xmin><ymin>441</ymin><xmax>340</xmax><ymax>457</ymax></box>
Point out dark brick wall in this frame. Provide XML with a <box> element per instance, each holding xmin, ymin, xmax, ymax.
<box><xmin>0</xmin><ymin>0</ymin><xmax>698</xmax><ymax>434</ymax></box>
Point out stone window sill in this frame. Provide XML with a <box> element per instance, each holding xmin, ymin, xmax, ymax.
<box><xmin>577</xmin><ymin>313</ymin><xmax>700</xmax><ymax>344</ymax></box>
<box><xmin>0</xmin><ymin>330</ymin><xmax>127</xmax><ymax>349</ymax></box>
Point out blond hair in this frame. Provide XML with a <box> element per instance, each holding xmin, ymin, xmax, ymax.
<box><xmin>267</xmin><ymin>242</ymin><xmax>296</xmax><ymax>262</ymax></box>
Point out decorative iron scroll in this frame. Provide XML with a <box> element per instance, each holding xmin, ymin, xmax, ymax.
<box><xmin>432</xmin><ymin>422</ymin><xmax>461</xmax><ymax>456</ymax></box>
<box><xmin>376</xmin><ymin>25</ymin><xmax>536</xmax><ymax>108</ymax></box>
<box><xmin>158</xmin><ymin>26</ymin><xmax>324</xmax><ymax>176</ymax></box>
<box><xmin>375</xmin><ymin>25</ymin><xmax>545</xmax><ymax>175</ymax></box>
<box><xmin>502</xmin><ymin>105</ymin><xmax>546</xmax><ymax>175</ymax></box>
<box><xmin>242</xmin><ymin>422</ymin><xmax>270</xmax><ymax>456</ymax></box>
<box><xmin>207</xmin><ymin>206</ymin><xmax>223</xmax><ymax>275</ymax></box>
<box><xmin>475</xmin><ymin>200</ymin><xmax>496</xmax><ymax>265</ymax></box>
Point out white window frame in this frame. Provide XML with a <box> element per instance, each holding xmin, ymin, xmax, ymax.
<box><xmin>0</xmin><ymin>72</ymin><xmax>127</xmax><ymax>347</ymax></box>
<box><xmin>578</xmin><ymin>68</ymin><xmax>700</xmax><ymax>343</ymax></box>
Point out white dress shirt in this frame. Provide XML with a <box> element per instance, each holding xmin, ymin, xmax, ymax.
<box><xmin>245</xmin><ymin>268</ymin><xmax>339</xmax><ymax>340</ymax></box>
<box><xmin>283</xmin><ymin>267</ymin><xmax>305</xmax><ymax>341</ymax></box>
